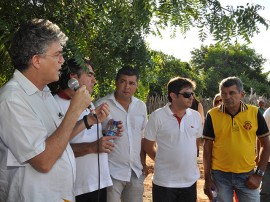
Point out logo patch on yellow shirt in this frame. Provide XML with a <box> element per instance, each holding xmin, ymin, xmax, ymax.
<box><xmin>243</xmin><ymin>121</ymin><xmax>252</xmax><ymax>130</ymax></box>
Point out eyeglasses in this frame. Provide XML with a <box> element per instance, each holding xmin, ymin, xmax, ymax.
<box><xmin>214</xmin><ymin>99</ymin><xmax>222</xmax><ymax>104</ymax></box>
<box><xmin>39</xmin><ymin>51</ymin><xmax>65</xmax><ymax>60</ymax></box>
<box><xmin>176</xmin><ymin>92</ymin><xmax>194</xmax><ymax>98</ymax></box>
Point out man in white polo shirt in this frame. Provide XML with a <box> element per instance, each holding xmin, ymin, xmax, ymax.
<box><xmin>143</xmin><ymin>77</ymin><xmax>202</xmax><ymax>202</ymax></box>
<box><xmin>53</xmin><ymin>58</ymin><xmax>115</xmax><ymax>202</ymax></box>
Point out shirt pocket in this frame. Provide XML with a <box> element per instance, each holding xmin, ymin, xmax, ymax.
<box><xmin>133</xmin><ymin>116</ymin><xmax>145</xmax><ymax>133</ymax></box>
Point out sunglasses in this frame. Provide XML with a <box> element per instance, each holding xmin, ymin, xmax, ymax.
<box><xmin>177</xmin><ymin>92</ymin><xmax>194</xmax><ymax>98</ymax></box>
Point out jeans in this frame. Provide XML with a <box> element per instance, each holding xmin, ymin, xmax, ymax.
<box><xmin>152</xmin><ymin>182</ymin><xmax>197</xmax><ymax>202</ymax></box>
<box><xmin>212</xmin><ymin>169</ymin><xmax>259</xmax><ymax>202</ymax></box>
<box><xmin>107</xmin><ymin>171</ymin><xmax>145</xmax><ymax>202</ymax></box>
<box><xmin>261</xmin><ymin>162</ymin><xmax>270</xmax><ymax>202</ymax></box>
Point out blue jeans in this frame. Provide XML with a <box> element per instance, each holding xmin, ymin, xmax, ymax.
<box><xmin>212</xmin><ymin>169</ymin><xmax>259</xmax><ymax>202</ymax></box>
<box><xmin>261</xmin><ymin>162</ymin><xmax>270</xmax><ymax>202</ymax></box>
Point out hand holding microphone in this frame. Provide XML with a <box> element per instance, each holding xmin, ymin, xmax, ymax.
<box><xmin>68</xmin><ymin>78</ymin><xmax>96</xmax><ymax>115</ymax></box>
<box><xmin>67</xmin><ymin>83</ymin><xmax>92</xmax><ymax>116</ymax></box>
<box><xmin>68</xmin><ymin>78</ymin><xmax>111</xmax><ymax>125</ymax></box>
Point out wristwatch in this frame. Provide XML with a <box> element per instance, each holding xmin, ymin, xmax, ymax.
<box><xmin>255</xmin><ymin>167</ymin><xmax>265</xmax><ymax>177</ymax></box>
<box><xmin>83</xmin><ymin>115</ymin><xmax>93</xmax><ymax>130</ymax></box>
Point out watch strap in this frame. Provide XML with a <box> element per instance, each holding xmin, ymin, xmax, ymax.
<box><xmin>83</xmin><ymin>115</ymin><xmax>92</xmax><ymax>130</ymax></box>
<box><xmin>255</xmin><ymin>167</ymin><xmax>265</xmax><ymax>177</ymax></box>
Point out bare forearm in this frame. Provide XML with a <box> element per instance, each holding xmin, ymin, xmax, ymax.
<box><xmin>196</xmin><ymin>138</ymin><xmax>201</xmax><ymax>150</ymax></box>
<box><xmin>140</xmin><ymin>139</ymin><xmax>147</xmax><ymax>166</ymax></box>
<box><xmin>203</xmin><ymin>140</ymin><xmax>213</xmax><ymax>180</ymax></box>
<box><xmin>71</xmin><ymin>136</ymin><xmax>115</xmax><ymax>157</ymax></box>
<box><xmin>257</xmin><ymin>136</ymin><xmax>270</xmax><ymax>171</ymax></box>
<box><xmin>28</xmin><ymin>109</ymin><xmax>81</xmax><ymax>172</ymax></box>
<box><xmin>144</xmin><ymin>139</ymin><xmax>156</xmax><ymax>161</ymax></box>
<box><xmin>71</xmin><ymin>142</ymin><xmax>96</xmax><ymax>157</ymax></box>
<box><xmin>70</xmin><ymin>115</ymin><xmax>98</xmax><ymax>140</ymax></box>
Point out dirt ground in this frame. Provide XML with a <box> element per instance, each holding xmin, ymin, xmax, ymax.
<box><xmin>143</xmin><ymin>146</ymin><xmax>209</xmax><ymax>202</ymax></box>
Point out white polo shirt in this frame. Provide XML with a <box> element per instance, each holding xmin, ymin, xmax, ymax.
<box><xmin>0</xmin><ymin>70</ymin><xmax>76</xmax><ymax>202</ymax></box>
<box><xmin>145</xmin><ymin>103</ymin><xmax>202</xmax><ymax>188</ymax></box>
<box><xmin>95</xmin><ymin>93</ymin><xmax>147</xmax><ymax>181</ymax></box>
<box><xmin>54</xmin><ymin>95</ymin><xmax>112</xmax><ymax>196</ymax></box>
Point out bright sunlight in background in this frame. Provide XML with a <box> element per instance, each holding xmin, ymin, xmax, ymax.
<box><xmin>146</xmin><ymin>0</ymin><xmax>270</xmax><ymax>72</ymax></box>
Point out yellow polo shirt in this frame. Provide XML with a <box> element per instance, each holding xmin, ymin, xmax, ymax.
<box><xmin>203</xmin><ymin>102</ymin><xmax>269</xmax><ymax>173</ymax></box>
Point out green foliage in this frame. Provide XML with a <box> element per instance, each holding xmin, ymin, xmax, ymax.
<box><xmin>0</xmin><ymin>0</ymin><xmax>269</xmax><ymax>100</ymax></box>
<box><xmin>146</xmin><ymin>50</ymin><xmax>203</xmax><ymax>97</ymax></box>
<box><xmin>190</xmin><ymin>43</ymin><xmax>270</xmax><ymax>97</ymax></box>
<box><xmin>150</xmin><ymin>0</ymin><xmax>268</xmax><ymax>43</ymax></box>
<box><xmin>0</xmin><ymin>0</ymin><xmax>152</xmax><ymax>97</ymax></box>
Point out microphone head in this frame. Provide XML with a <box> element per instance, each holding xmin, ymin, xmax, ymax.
<box><xmin>68</xmin><ymin>78</ymin><xmax>80</xmax><ymax>91</ymax></box>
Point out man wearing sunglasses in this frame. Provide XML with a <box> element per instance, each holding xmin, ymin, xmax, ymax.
<box><xmin>143</xmin><ymin>77</ymin><xmax>203</xmax><ymax>202</ymax></box>
<box><xmin>203</xmin><ymin>77</ymin><xmax>270</xmax><ymax>202</ymax></box>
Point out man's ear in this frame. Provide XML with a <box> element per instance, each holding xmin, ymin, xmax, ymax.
<box><xmin>169</xmin><ymin>92</ymin><xmax>176</xmax><ymax>101</ymax></box>
<box><xmin>31</xmin><ymin>55</ymin><xmax>41</xmax><ymax>70</ymax></box>
<box><xmin>240</xmin><ymin>90</ymin><xmax>246</xmax><ymax>98</ymax></box>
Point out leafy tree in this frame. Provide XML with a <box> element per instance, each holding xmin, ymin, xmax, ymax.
<box><xmin>0</xmin><ymin>0</ymin><xmax>269</xmax><ymax>100</ymax></box>
<box><xmin>190</xmin><ymin>43</ymin><xmax>270</xmax><ymax>97</ymax></box>
<box><xmin>150</xmin><ymin>0</ymin><xmax>269</xmax><ymax>43</ymax></box>
<box><xmin>146</xmin><ymin>50</ymin><xmax>204</xmax><ymax>97</ymax></box>
<box><xmin>0</xmin><ymin>0</ymin><xmax>153</xmax><ymax>95</ymax></box>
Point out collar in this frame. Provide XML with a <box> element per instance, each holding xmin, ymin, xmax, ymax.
<box><xmin>164</xmin><ymin>102</ymin><xmax>192</xmax><ymax>116</ymax></box>
<box><xmin>218</xmin><ymin>100</ymin><xmax>248</xmax><ymax>113</ymax></box>
<box><xmin>13</xmin><ymin>70</ymin><xmax>50</xmax><ymax>96</ymax></box>
<box><xmin>107</xmin><ymin>92</ymin><xmax>138</xmax><ymax>105</ymax></box>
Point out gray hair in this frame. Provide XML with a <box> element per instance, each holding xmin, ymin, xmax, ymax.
<box><xmin>219</xmin><ymin>77</ymin><xmax>243</xmax><ymax>93</ymax></box>
<box><xmin>9</xmin><ymin>19</ymin><xmax>68</xmax><ymax>71</ymax></box>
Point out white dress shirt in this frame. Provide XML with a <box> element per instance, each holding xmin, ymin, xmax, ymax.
<box><xmin>0</xmin><ymin>70</ymin><xmax>76</xmax><ymax>202</ymax></box>
<box><xmin>95</xmin><ymin>93</ymin><xmax>147</xmax><ymax>181</ymax></box>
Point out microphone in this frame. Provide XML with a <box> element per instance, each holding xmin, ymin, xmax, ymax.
<box><xmin>68</xmin><ymin>78</ymin><xmax>96</xmax><ymax>115</ymax></box>
<box><xmin>68</xmin><ymin>78</ymin><xmax>80</xmax><ymax>91</ymax></box>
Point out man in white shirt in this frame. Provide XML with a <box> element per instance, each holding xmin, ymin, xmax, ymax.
<box><xmin>0</xmin><ymin>19</ymin><xmax>109</xmax><ymax>202</ymax></box>
<box><xmin>53</xmin><ymin>58</ymin><xmax>115</xmax><ymax>202</ymax></box>
<box><xmin>95</xmin><ymin>66</ymin><xmax>148</xmax><ymax>202</ymax></box>
<box><xmin>143</xmin><ymin>77</ymin><xmax>203</xmax><ymax>202</ymax></box>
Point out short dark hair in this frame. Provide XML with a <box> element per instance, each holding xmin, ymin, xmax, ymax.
<box><xmin>219</xmin><ymin>77</ymin><xmax>243</xmax><ymax>93</ymax></box>
<box><xmin>167</xmin><ymin>77</ymin><xmax>196</xmax><ymax>102</ymax></box>
<box><xmin>115</xmin><ymin>66</ymin><xmax>139</xmax><ymax>82</ymax></box>
<box><xmin>9</xmin><ymin>19</ymin><xmax>68</xmax><ymax>72</ymax></box>
<box><xmin>58</xmin><ymin>58</ymin><xmax>94</xmax><ymax>90</ymax></box>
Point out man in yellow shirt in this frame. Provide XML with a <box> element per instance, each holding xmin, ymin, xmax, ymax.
<box><xmin>203</xmin><ymin>76</ymin><xmax>270</xmax><ymax>202</ymax></box>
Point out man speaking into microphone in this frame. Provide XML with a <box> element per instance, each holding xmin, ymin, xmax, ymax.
<box><xmin>52</xmin><ymin>58</ymin><xmax>121</xmax><ymax>202</ymax></box>
<box><xmin>0</xmin><ymin>19</ymin><xmax>110</xmax><ymax>202</ymax></box>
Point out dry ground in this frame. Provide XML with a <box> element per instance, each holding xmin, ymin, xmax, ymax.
<box><xmin>143</xmin><ymin>146</ymin><xmax>209</xmax><ymax>202</ymax></box>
